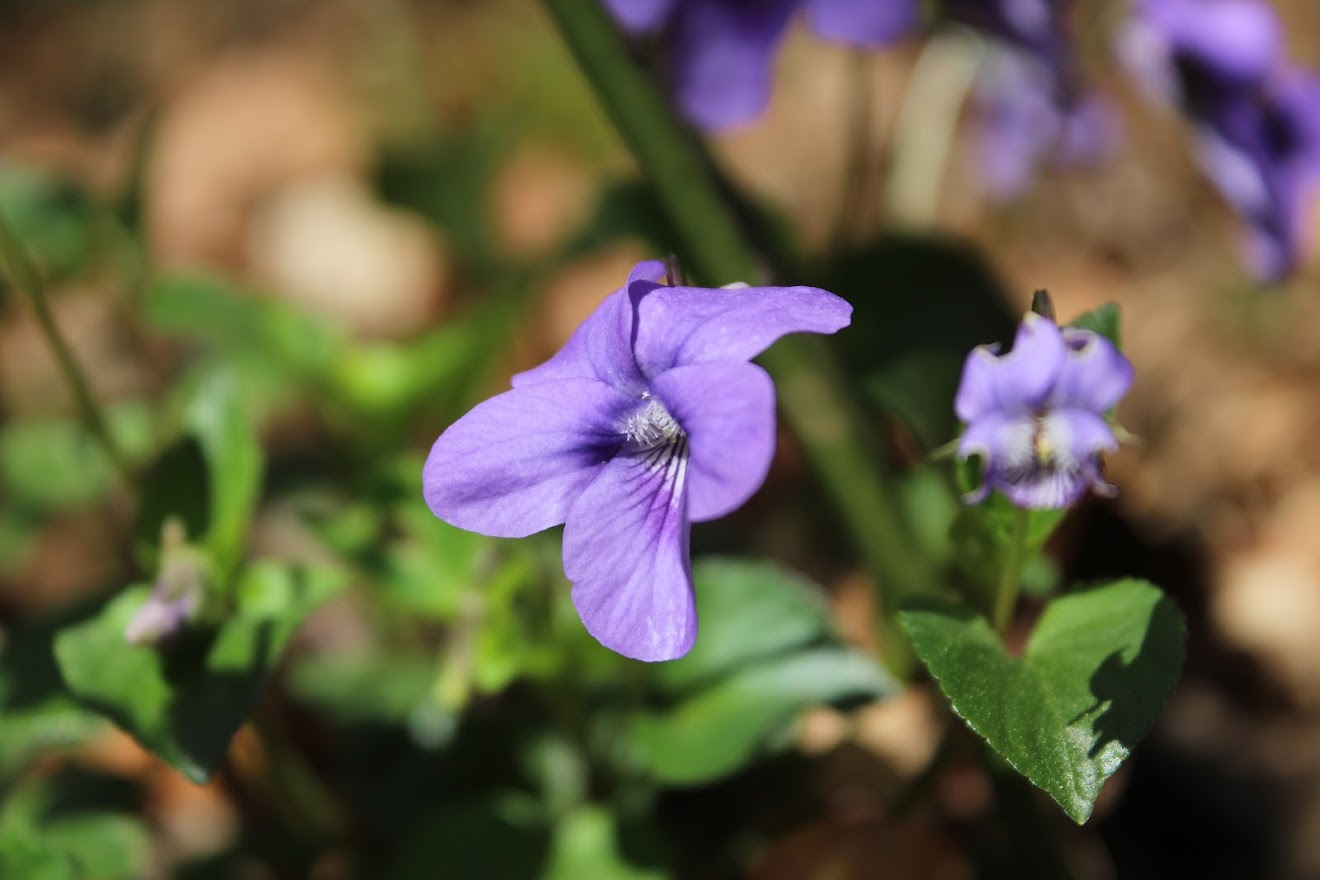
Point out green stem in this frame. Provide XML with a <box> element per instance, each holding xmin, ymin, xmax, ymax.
<box><xmin>993</xmin><ymin>508</ymin><xmax>1030</xmax><ymax>634</ymax></box>
<box><xmin>0</xmin><ymin>212</ymin><xmax>134</xmax><ymax>486</ymax></box>
<box><xmin>543</xmin><ymin>0</ymin><xmax>931</xmax><ymax>674</ymax></box>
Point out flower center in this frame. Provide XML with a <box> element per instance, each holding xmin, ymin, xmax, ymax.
<box><xmin>623</xmin><ymin>396</ymin><xmax>684</xmax><ymax>449</ymax></box>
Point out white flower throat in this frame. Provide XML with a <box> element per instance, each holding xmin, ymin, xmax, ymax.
<box><xmin>623</xmin><ymin>395</ymin><xmax>685</xmax><ymax>449</ymax></box>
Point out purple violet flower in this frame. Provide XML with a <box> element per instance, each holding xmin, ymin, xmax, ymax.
<box><xmin>1119</xmin><ymin>0</ymin><xmax>1320</xmax><ymax>279</ymax></box>
<box><xmin>972</xmin><ymin>50</ymin><xmax>1118</xmax><ymax>199</ymax></box>
<box><xmin>604</xmin><ymin>0</ymin><xmax>920</xmax><ymax>129</ymax></box>
<box><xmin>955</xmin><ymin>312</ymin><xmax>1133</xmax><ymax>509</ymax></box>
<box><xmin>422</xmin><ymin>261</ymin><xmax>851</xmax><ymax>661</ymax></box>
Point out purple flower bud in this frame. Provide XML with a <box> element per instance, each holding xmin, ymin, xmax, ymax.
<box><xmin>423</xmin><ymin>261</ymin><xmax>851</xmax><ymax>661</ymax></box>
<box><xmin>124</xmin><ymin>553</ymin><xmax>208</xmax><ymax>647</ymax></box>
<box><xmin>954</xmin><ymin>313</ymin><xmax>1134</xmax><ymax>510</ymax></box>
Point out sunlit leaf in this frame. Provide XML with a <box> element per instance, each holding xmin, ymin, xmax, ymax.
<box><xmin>899</xmin><ymin>579</ymin><xmax>1185</xmax><ymax>823</ymax></box>
<box><xmin>630</xmin><ymin>649</ymin><xmax>888</xmax><ymax>786</ymax></box>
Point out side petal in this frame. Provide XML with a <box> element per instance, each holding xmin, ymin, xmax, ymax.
<box><xmin>651</xmin><ymin>361</ymin><xmax>776</xmax><ymax>522</ymax></box>
<box><xmin>1052</xmin><ymin>329</ymin><xmax>1134</xmax><ymax>412</ymax></box>
<box><xmin>805</xmin><ymin>0</ymin><xmax>918</xmax><ymax>46</ymax></box>
<box><xmin>511</xmin><ymin>260</ymin><xmax>665</xmax><ymax>390</ymax></box>
<box><xmin>631</xmin><ymin>281</ymin><xmax>852</xmax><ymax>378</ymax></box>
<box><xmin>423</xmin><ymin>378</ymin><xmax>633</xmax><ymax>538</ymax></box>
<box><xmin>603</xmin><ymin>0</ymin><xmax>679</xmax><ymax>33</ymax></box>
<box><xmin>670</xmin><ymin>0</ymin><xmax>799</xmax><ymax>129</ymax></box>
<box><xmin>954</xmin><ymin>345</ymin><xmax>1004</xmax><ymax>424</ymax></box>
<box><xmin>563</xmin><ymin>443</ymin><xmax>696</xmax><ymax>662</ymax></box>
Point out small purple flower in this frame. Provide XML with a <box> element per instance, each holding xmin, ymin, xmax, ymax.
<box><xmin>954</xmin><ymin>312</ymin><xmax>1133</xmax><ymax>510</ymax></box>
<box><xmin>423</xmin><ymin>261</ymin><xmax>851</xmax><ymax>661</ymax></box>
<box><xmin>1119</xmin><ymin>0</ymin><xmax>1320</xmax><ymax>279</ymax></box>
<box><xmin>124</xmin><ymin>547</ymin><xmax>209</xmax><ymax>646</ymax></box>
<box><xmin>604</xmin><ymin>0</ymin><xmax>919</xmax><ymax>129</ymax></box>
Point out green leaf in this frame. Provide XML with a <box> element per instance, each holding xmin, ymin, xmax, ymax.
<box><xmin>0</xmin><ymin>612</ymin><xmax>105</xmax><ymax>777</ymax></box>
<box><xmin>185</xmin><ymin>372</ymin><xmax>264</xmax><ymax>576</ymax></box>
<box><xmin>0</xmin><ymin>402</ymin><xmax>153</xmax><ymax>512</ymax></box>
<box><xmin>1069</xmin><ymin>303</ymin><xmax>1121</xmax><ymax>348</ymax></box>
<box><xmin>652</xmin><ymin>558</ymin><xmax>835</xmax><ymax>695</ymax></box>
<box><xmin>543</xmin><ymin>806</ymin><xmax>669</xmax><ymax>880</ymax></box>
<box><xmin>950</xmin><ymin>471</ymin><xmax>1066</xmax><ymax>600</ymax></box>
<box><xmin>53</xmin><ymin>562</ymin><xmax>346</xmax><ymax>782</ymax></box>
<box><xmin>630</xmin><ymin>648</ymin><xmax>890</xmax><ymax>786</ymax></box>
<box><xmin>0</xmin><ymin>162</ymin><xmax>99</xmax><ymax>283</ymax></box>
<box><xmin>899</xmin><ymin>579</ymin><xmax>1186</xmax><ymax>823</ymax></box>
<box><xmin>135</xmin><ymin>372</ymin><xmax>264</xmax><ymax>578</ymax></box>
<box><xmin>286</xmin><ymin>650</ymin><xmax>436</xmax><ymax>726</ymax></box>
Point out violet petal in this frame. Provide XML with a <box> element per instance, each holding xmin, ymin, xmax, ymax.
<box><xmin>1051</xmin><ymin>329</ymin><xmax>1135</xmax><ymax>412</ymax></box>
<box><xmin>511</xmin><ymin>260</ymin><xmax>665</xmax><ymax>391</ymax></box>
<box><xmin>603</xmin><ymin>0</ymin><xmax>680</xmax><ymax>34</ymax></box>
<box><xmin>670</xmin><ymin>0</ymin><xmax>800</xmax><ymax>130</ymax></box>
<box><xmin>423</xmin><ymin>378</ymin><xmax>633</xmax><ymax>538</ymax></box>
<box><xmin>563</xmin><ymin>441</ymin><xmax>696</xmax><ymax>661</ymax></box>
<box><xmin>630</xmin><ymin>280</ymin><xmax>852</xmax><ymax>378</ymax></box>
<box><xmin>651</xmin><ymin>361</ymin><xmax>776</xmax><ymax>522</ymax></box>
<box><xmin>805</xmin><ymin>0</ymin><xmax>918</xmax><ymax>46</ymax></box>
<box><xmin>991</xmin><ymin>312</ymin><xmax>1066</xmax><ymax>413</ymax></box>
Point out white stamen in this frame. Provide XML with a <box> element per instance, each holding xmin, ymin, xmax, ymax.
<box><xmin>623</xmin><ymin>399</ymin><xmax>684</xmax><ymax>449</ymax></box>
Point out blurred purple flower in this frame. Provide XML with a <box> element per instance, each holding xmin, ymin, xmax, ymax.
<box><xmin>604</xmin><ymin>0</ymin><xmax>919</xmax><ymax>129</ymax></box>
<box><xmin>955</xmin><ymin>312</ymin><xmax>1133</xmax><ymax>510</ymax></box>
<box><xmin>423</xmin><ymin>261</ymin><xmax>851</xmax><ymax>661</ymax></box>
<box><xmin>1119</xmin><ymin>0</ymin><xmax>1320</xmax><ymax>279</ymax></box>
<box><xmin>972</xmin><ymin>51</ymin><xmax>1118</xmax><ymax>199</ymax></box>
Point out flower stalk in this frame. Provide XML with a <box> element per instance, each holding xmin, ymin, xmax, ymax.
<box><xmin>992</xmin><ymin>507</ymin><xmax>1029</xmax><ymax>634</ymax></box>
<box><xmin>0</xmin><ymin>211</ymin><xmax>133</xmax><ymax>486</ymax></box>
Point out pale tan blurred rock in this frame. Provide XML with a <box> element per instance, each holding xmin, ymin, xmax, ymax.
<box><xmin>246</xmin><ymin>175</ymin><xmax>448</xmax><ymax>339</ymax></box>
<box><xmin>490</xmin><ymin>144</ymin><xmax>596</xmax><ymax>259</ymax></box>
<box><xmin>148</xmin><ymin>50</ymin><xmax>364</xmax><ymax>269</ymax></box>
<box><xmin>853</xmin><ymin>686</ymin><xmax>942</xmax><ymax>779</ymax></box>
<box><xmin>1213</xmin><ymin>480</ymin><xmax>1320</xmax><ymax>705</ymax></box>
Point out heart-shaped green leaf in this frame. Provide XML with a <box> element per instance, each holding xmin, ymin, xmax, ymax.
<box><xmin>54</xmin><ymin>562</ymin><xmax>346</xmax><ymax>782</ymax></box>
<box><xmin>899</xmin><ymin>579</ymin><xmax>1185</xmax><ymax>823</ymax></box>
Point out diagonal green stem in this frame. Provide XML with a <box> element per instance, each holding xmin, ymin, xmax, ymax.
<box><xmin>543</xmin><ymin>0</ymin><xmax>931</xmax><ymax>674</ymax></box>
<box><xmin>0</xmin><ymin>212</ymin><xmax>133</xmax><ymax>486</ymax></box>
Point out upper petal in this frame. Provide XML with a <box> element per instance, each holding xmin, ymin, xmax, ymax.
<box><xmin>954</xmin><ymin>313</ymin><xmax>1066</xmax><ymax>421</ymax></box>
<box><xmin>511</xmin><ymin>260</ymin><xmax>665</xmax><ymax>391</ymax></box>
<box><xmin>651</xmin><ymin>361</ymin><xmax>776</xmax><ymax>522</ymax></box>
<box><xmin>603</xmin><ymin>0</ymin><xmax>680</xmax><ymax>33</ymax></box>
<box><xmin>563</xmin><ymin>442</ymin><xmax>696</xmax><ymax>661</ymax></box>
<box><xmin>630</xmin><ymin>280</ymin><xmax>852</xmax><ymax>378</ymax></box>
<box><xmin>670</xmin><ymin>0</ymin><xmax>800</xmax><ymax>129</ymax></box>
<box><xmin>1051</xmin><ymin>328</ymin><xmax>1134</xmax><ymax>413</ymax></box>
<box><xmin>805</xmin><ymin>0</ymin><xmax>918</xmax><ymax>46</ymax></box>
<box><xmin>423</xmin><ymin>378</ymin><xmax>633</xmax><ymax>538</ymax></box>
<box><xmin>993</xmin><ymin>312</ymin><xmax>1067</xmax><ymax>413</ymax></box>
